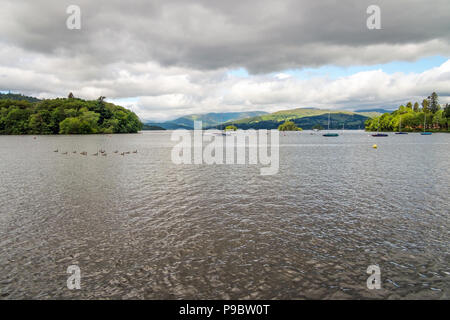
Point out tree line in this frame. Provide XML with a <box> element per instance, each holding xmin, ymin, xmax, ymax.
<box><xmin>0</xmin><ymin>93</ymin><xmax>142</xmax><ymax>134</ymax></box>
<box><xmin>365</xmin><ymin>92</ymin><xmax>450</xmax><ymax>132</ymax></box>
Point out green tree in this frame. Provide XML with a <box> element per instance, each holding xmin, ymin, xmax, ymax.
<box><xmin>59</xmin><ymin>117</ymin><xmax>82</xmax><ymax>134</ymax></box>
<box><xmin>413</xmin><ymin>102</ymin><xmax>420</xmax><ymax>112</ymax></box>
<box><xmin>432</xmin><ymin>110</ymin><xmax>446</xmax><ymax>129</ymax></box>
<box><xmin>224</xmin><ymin>125</ymin><xmax>237</xmax><ymax>131</ymax></box>
<box><xmin>29</xmin><ymin>113</ymin><xmax>51</xmax><ymax>134</ymax></box>
<box><xmin>312</xmin><ymin>124</ymin><xmax>324</xmax><ymax>130</ymax></box>
<box><xmin>79</xmin><ymin>110</ymin><xmax>100</xmax><ymax>133</ymax></box>
<box><xmin>444</xmin><ymin>104</ymin><xmax>450</xmax><ymax>130</ymax></box>
<box><xmin>422</xmin><ymin>99</ymin><xmax>429</xmax><ymax>113</ymax></box>
<box><xmin>92</xmin><ymin>96</ymin><xmax>112</xmax><ymax>125</ymax></box>
<box><xmin>429</xmin><ymin>92</ymin><xmax>440</xmax><ymax>113</ymax></box>
<box><xmin>124</xmin><ymin>111</ymin><xmax>142</xmax><ymax>133</ymax></box>
<box><xmin>278</xmin><ymin>121</ymin><xmax>302</xmax><ymax>131</ymax></box>
<box><xmin>406</xmin><ymin>102</ymin><xmax>413</xmax><ymax>110</ymax></box>
<box><xmin>4</xmin><ymin>107</ymin><xmax>31</xmax><ymax>134</ymax></box>
<box><xmin>429</xmin><ymin>92</ymin><xmax>441</xmax><ymax>113</ymax></box>
<box><xmin>50</xmin><ymin>107</ymin><xmax>67</xmax><ymax>134</ymax></box>
<box><xmin>398</xmin><ymin>105</ymin><xmax>407</xmax><ymax>114</ymax></box>
<box><xmin>444</xmin><ymin>103</ymin><xmax>450</xmax><ymax>118</ymax></box>
<box><xmin>65</xmin><ymin>108</ymin><xmax>78</xmax><ymax>118</ymax></box>
<box><xmin>102</xmin><ymin>118</ymin><xmax>119</xmax><ymax>133</ymax></box>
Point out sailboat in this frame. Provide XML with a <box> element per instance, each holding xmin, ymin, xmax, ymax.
<box><xmin>323</xmin><ymin>112</ymin><xmax>339</xmax><ymax>137</ymax></box>
<box><xmin>372</xmin><ymin>118</ymin><xmax>388</xmax><ymax>137</ymax></box>
<box><xmin>395</xmin><ymin>116</ymin><xmax>408</xmax><ymax>134</ymax></box>
<box><xmin>421</xmin><ymin>113</ymin><xmax>432</xmax><ymax>135</ymax></box>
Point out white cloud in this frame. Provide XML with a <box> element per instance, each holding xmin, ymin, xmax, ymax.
<box><xmin>133</xmin><ymin>60</ymin><xmax>450</xmax><ymax>121</ymax></box>
<box><xmin>0</xmin><ymin>1</ymin><xmax>449</xmax><ymax>121</ymax></box>
<box><xmin>1</xmin><ymin>41</ymin><xmax>449</xmax><ymax>121</ymax></box>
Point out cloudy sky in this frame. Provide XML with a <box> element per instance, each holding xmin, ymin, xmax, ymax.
<box><xmin>1</xmin><ymin>0</ymin><xmax>449</xmax><ymax>121</ymax></box>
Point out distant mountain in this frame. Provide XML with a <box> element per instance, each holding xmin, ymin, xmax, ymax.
<box><xmin>0</xmin><ymin>92</ymin><xmax>41</xmax><ymax>103</ymax></box>
<box><xmin>355</xmin><ymin>111</ymin><xmax>383</xmax><ymax>119</ymax></box>
<box><xmin>213</xmin><ymin>108</ymin><xmax>372</xmax><ymax>130</ymax></box>
<box><xmin>355</xmin><ymin>108</ymin><xmax>394</xmax><ymax>114</ymax></box>
<box><xmin>147</xmin><ymin>111</ymin><xmax>268</xmax><ymax>129</ymax></box>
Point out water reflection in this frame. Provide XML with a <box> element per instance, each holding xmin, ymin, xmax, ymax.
<box><xmin>0</xmin><ymin>131</ymin><xmax>448</xmax><ymax>299</ymax></box>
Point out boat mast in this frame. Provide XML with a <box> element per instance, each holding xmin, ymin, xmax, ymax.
<box><xmin>424</xmin><ymin>113</ymin><xmax>426</xmax><ymax>132</ymax></box>
<box><xmin>328</xmin><ymin>112</ymin><xmax>330</xmax><ymax>131</ymax></box>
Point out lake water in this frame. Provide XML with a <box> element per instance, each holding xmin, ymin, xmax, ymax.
<box><xmin>0</xmin><ymin>130</ymin><xmax>448</xmax><ymax>299</ymax></box>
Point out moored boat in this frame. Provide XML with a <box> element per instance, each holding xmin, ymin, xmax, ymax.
<box><xmin>322</xmin><ymin>112</ymin><xmax>339</xmax><ymax>137</ymax></box>
<box><xmin>372</xmin><ymin>133</ymin><xmax>389</xmax><ymax>137</ymax></box>
<box><xmin>421</xmin><ymin>113</ymin><xmax>432</xmax><ymax>135</ymax></box>
<box><xmin>395</xmin><ymin>116</ymin><xmax>408</xmax><ymax>134</ymax></box>
<box><xmin>372</xmin><ymin>118</ymin><xmax>388</xmax><ymax>137</ymax></box>
<box><xmin>323</xmin><ymin>133</ymin><xmax>339</xmax><ymax>137</ymax></box>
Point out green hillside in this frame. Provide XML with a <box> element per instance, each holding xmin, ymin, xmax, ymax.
<box><xmin>0</xmin><ymin>92</ymin><xmax>41</xmax><ymax>103</ymax></box>
<box><xmin>147</xmin><ymin>111</ymin><xmax>267</xmax><ymax>129</ymax></box>
<box><xmin>216</xmin><ymin>108</ymin><xmax>376</xmax><ymax>130</ymax></box>
<box><xmin>231</xmin><ymin>108</ymin><xmax>336</xmax><ymax>124</ymax></box>
<box><xmin>356</xmin><ymin>111</ymin><xmax>383</xmax><ymax>118</ymax></box>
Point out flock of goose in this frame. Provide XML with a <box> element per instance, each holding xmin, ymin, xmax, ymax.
<box><xmin>53</xmin><ymin>149</ymin><xmax>137</xmax><ymax>156</ymax></box>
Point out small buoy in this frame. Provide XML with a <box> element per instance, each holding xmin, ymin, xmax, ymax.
<box><xmin>372</xmin><ymin>144</ymin><xmax>378</xmax><ymax>149</ymax></box>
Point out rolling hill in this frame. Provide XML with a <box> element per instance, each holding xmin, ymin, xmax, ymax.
<box><xmin>211</xmin><ymin>108</ymin><xmax>379</xmax><ymax>130</ymax></box>
<box><xmin>0</xmin><ymin>92</ymin><xmax>41</xmax><ymax>103</ymax></box>
<box><xmin>146</xmin><ymin>111</ymin><xmax>268</xmax><ymax>129</ymax></box>
<box><xmin>354</xmin><ymin>108</ymin><xmax>394</xmax><ymax>114</ymax></box>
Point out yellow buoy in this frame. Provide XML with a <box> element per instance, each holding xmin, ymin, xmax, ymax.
<box><xmin>372</xmin><ymin>144</ymin><xmax>378</xmax><ymax>149</ymax></box>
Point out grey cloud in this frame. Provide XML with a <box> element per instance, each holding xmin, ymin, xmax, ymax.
<box><xmin>1</xmin><ymin>0</ymin><xmax>450</xmax><ymax>73</ymax></box>
<box><xmin>1</xmin><ymin>0</ymin><xmax>450</xmax><ymax>120</ymax></box>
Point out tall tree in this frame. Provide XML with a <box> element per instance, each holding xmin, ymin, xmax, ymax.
<box><xmin>413</xmin><ymin>102</ymin><xmax>420</xmax><ymax>112</ymax></box>
<box><xmin>422</xmin><ymin>99</ymin><xmax>429</xmax><ymax>113</ymax></box>
<box><xmin>429</xmin><ymin>92</ymin><xmax>440</xmax><ymax>113</ymax></box>
<box><xmin>406</xmin><ymin>102</ymin><xmax>413</xmax><ymax>110</ymax></box>
<box><xmin>95</xmin><ymin>96</ymin><xmax>110</xmax><ymax>125</ymax></box>
<box><xmin>444</xmin><ymin>104</ymin><xmax>450</xmax><ymax>130</ymax></box>
<box><xmin>444</xmin><ymin>103</ymin><xmax>450</xmax><ymax>119</ymax></box>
